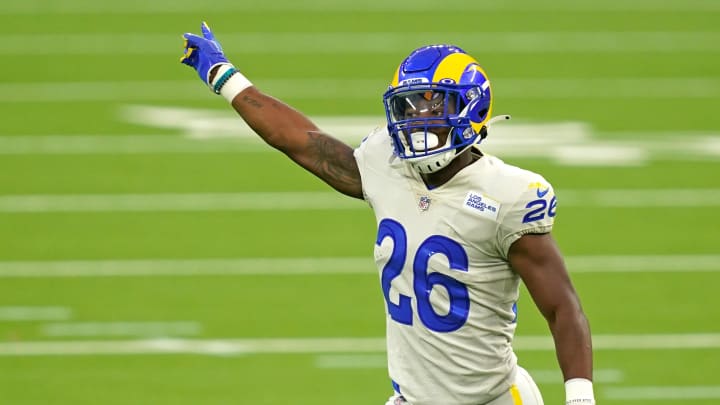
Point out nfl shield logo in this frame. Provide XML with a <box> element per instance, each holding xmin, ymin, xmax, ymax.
<box><xmin>418</xmin><ymin>196</ymin><xmax>431</xmax><ymax>211</ymax></box>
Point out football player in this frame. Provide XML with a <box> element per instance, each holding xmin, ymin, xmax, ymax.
<box><xmin>181</xmin><ymin>22</ymin><xmax>595</xmax><ymax>405</ymax></box>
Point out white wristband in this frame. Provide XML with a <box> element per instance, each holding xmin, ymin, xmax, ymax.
<box><xmin>565</xmin><ymin>378</ymin><xmax>595</xmax><ymax>405</ymax></box>
<box><xmin>219</xmin><ymin>71</ymin><xmax>252</xmax><ymax>102</ymax></box>
<box><xmin>209</xmin><ymin>63</ymin><xmax>253</xmax><ymax>102</ymax></box>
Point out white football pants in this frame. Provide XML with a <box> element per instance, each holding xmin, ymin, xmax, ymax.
<box><xmin>383</xmin><ymin>366</ymin><xmax>544</xmax><ymax>405</ymax></box>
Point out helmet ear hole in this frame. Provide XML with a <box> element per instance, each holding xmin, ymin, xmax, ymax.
<box><xmin>475</xmin><ymin>108</ymin><xmax>489</xmax><ymax>121</ymax></box>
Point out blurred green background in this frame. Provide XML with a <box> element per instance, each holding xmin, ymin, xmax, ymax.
<box><xmin>1</xmin><ymin>0</ymin><xmax>719</xmax><ymax>404</ymax></box>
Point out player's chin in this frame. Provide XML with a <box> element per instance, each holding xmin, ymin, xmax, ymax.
<box><xmin>433</xmin><ymin>130</ymin><xmax>452</xmax><ymax>145</ymax></box>
<box><xmin>422</xmin><ymin>145</ymin><xmax>444</xmax><ymax>153</ymax></box>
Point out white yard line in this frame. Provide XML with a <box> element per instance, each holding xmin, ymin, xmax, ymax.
<box><xmin>1</xmin><ymin>0</ymin><xmax>718</xmax><ymax>13</ymax></box>
<box><xmin>0</xmin><ymin>255</ymin><xmax>717</xmax><ymax>278</ymax></box>
<box><xmin>0</xmin><ymin>134</ymin><xmax>270</xmax><ymax>155</ymax></box>
<box><xmin>1</xmin><ymin>32</ymin><xmax>717</xmax><ymax>55</ymax></box>
<box><xmin>1</xmin><ymin>77</ymin><xmax>719</xmax><ymax>103</ymax></box>
<box><xmin>0</xmin><ymin>333</ymin><xmax>718</xmax><ymax>356</ymax></box>
<box><xmin>568</xmin><ymin>255</ymin><xmax>720</xmax><ymax>273</ymax></box>
<box><xmin>605</xmin><ymin>385</ymin><xmax>720</xmax><ymax>400</ymax></box>
<box><xmin>560</xmin><ymin>189</ymin><xmax>720</xmax><ymax>207</ymax></box>
<box><xmin>0</xmin><ymin>337</ymin><xmax>386</xmax><ymax>356</ymax></box>
<box><xmin>0</xmin><ymin>192</ymin><xmax>366</xmax><ymax>212</ymax></box>
<box><xmin>315</xmin><ymin>356</ymin><xmax>625</xmax><ymax>384</ymax></box>
<box><xmin>1</xmin><ymin>111</ymin><xmax>719</xmax><ymax>165</ymax></box>
<box><xmin>529</xmin><ymin>369</ymin><xmax>624</xmax><ymax>385</ymax></box>
<box><xmin>41</xmin><ymin>321</ymin><xmax>202</xmax><ymax>337</ymax></box>
<box><xmin>0</xmin><ymin>189</ymin><xmax>719</xmax><ymax>213</ymax></box>
<box><xmin>0</xmin><ymin>306</ymin><xmax>72</xmax><ymax>321</ymax></box>
<box><xmin>0</xmin><ymin>257</ymin><xmax>374</xmax><ymax>278</ymax></box>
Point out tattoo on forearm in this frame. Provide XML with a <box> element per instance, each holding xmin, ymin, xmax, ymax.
<box><xmin>242</xmin><ymin>94</ymin><xmax>263</xmax><ymax>108</ymax></box>
<box><xmin>306</xmin><ymin>131</ymin><xmax>362</xmax><ymax>196</ymax></box>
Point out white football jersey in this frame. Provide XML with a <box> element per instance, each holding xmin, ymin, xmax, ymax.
<box><xmin>354</xmin><ymin>128</ymin><xmax>556</xmax><ymax>405</ymax></box>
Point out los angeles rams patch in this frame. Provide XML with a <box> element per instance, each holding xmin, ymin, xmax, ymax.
<box><xmin>462</xmin><ymin>191</ymin><xmax>500</xmax><ymax>220</ymax></box>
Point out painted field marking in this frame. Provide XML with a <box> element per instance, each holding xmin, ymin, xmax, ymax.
<box><xmin>1</xmin><ymin>77</ymin><xmax>719</xmax><ymax>104</ymax></box>
<box><xmin>567</xmin><ymin>255</ymin><xmax>720</xmax><ymax>273</ymax></box>
<box><xmin>314</xmin><ymin>355</ymin><xmax>625</xmax><ymax>384</ymax></box>
<box><xmin>2</xmin><ymin>0</ymin><xmax>719</xmax><ymax>14</ymax></box>
<box><xmin>529</xmin><ymin>369</ymin><xmax>624</xmax><ymax>385</ymax></box>
<box><xmin>41</xmin><ymin>321</ymin><xmax>202</xmax><ymax>337</ymax></box>
<box><xmin>0</xmin><ymin>255</ymin><xmax>717</xmax><ymax>279</ymax></box>
<box><xmin>118</xmin><ymin>107</ymin><xmax>720</xmax><ymax>166</ymax></box>
<box><xmin>0</xmin><ymin>337</ymin><xmax>385</xmax><ymax>356</ymax></box>
<box><xmin>605</xmin><ymin>385</ymin><xmax>720</xmax><ymax>400</ymax></box>
<box><xmin>560</xmin><ymin>189</ymin><xmax>720</xmax><ymax>206</ymax></box>
<box><xmin>0</xmin><ymin>189</ymin><xmax>719</xmax><ymax>213</ymax></box>
<box><xmin>0</xmin><ymin>134</ymin><xmax>266</xmax><ymax>155</ymax></box>
<box><xmin>3</xmin><ymin>110</ymin><xmax>719</xmax><ymax>166</ymax></box>
<box><xmin>0</xmin><ymin>192</ymin><xmax>366</xmax><ymax>212</ymax></box>
<box><xmin>1</xmin><ymin>32</ymin><xmax>717</xmax><ymax>55</ymax></box>
<box><xmin>0</xmin><ymin>333</ymin><xmax>719</xmax><ymax>356</ymax></box>
<box><xmin>0</xmin><ymin>76</ymin><xmax>720</xmax><ymax>104</ymax></box>
<box><xmin>0</xmin><ymin>257</ymin><xmax>373</xmax><ymax>278</ymax></box>
<box><xmin>0</xmin><ymin>306</ymin><xmax>72</xmax><ymax>321</ymax></box>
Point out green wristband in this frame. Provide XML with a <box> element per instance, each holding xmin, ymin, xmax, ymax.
<box><xmin>213</xmin><ymin>67</ymin><xmax>238</xmax><ymax>94</ymax></box>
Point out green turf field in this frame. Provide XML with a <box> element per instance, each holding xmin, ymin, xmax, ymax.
<box><xmin>1</xmin><ymin>0</ymin><xmax>719</xmax><ymax>403</ymax></box>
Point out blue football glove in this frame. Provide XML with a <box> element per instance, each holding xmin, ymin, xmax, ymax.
<box><xmin>180</xmin><ymin>22</ymin><xmax>230</xmax><ymax>88</ymax></box>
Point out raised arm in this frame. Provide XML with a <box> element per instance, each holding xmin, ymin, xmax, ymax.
<box><xmin>508</xmin><ymin>233</ymin><xmax>596</xmax><ymax>405</ymax></box>
<box><xmin>228</xmin><ymin>87</ymin><xmax>362</xmax><ymax>198</ymax></box>
<box><xmin>180</xmin><ymin>22</ymin><xmax>363</xmax><ymax>199</ymax></box>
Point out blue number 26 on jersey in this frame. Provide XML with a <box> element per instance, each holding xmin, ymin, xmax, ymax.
<box><xmin>376</xmin><ymin>218</ymin><xmax>470</xmax><ymax>333</ymax></box>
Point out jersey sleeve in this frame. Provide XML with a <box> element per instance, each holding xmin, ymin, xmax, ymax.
<box><xmin>496</xmin><ymin>178</ymin><xmax>557</xmax><ymax>257</ymax></box>
<box><xmin>352</xmin><ymin>134</ymin><xmax>369</xmax><ymax>175</ymax></box>
<box><xmin>353</xmin><ymin>126</ymin><xmax>387</xmax><ymax>205</ymax></box>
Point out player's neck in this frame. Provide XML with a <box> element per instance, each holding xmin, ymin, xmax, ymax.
<box><xmin>420</xmin><ymin>149</ymin><xmax>481</xmax><ymax>189</ymax></box>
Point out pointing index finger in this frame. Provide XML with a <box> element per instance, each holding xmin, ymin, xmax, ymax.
<box><xmin>201</xmin><ymin>21</ymin><xmax>215</xmax><ymax>41</ymax></box>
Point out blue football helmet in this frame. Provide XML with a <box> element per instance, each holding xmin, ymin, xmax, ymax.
<box><xmin>383</xmin><ymin>44</ymin><xmax>493</xmax><ymax>174</ymax></box>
